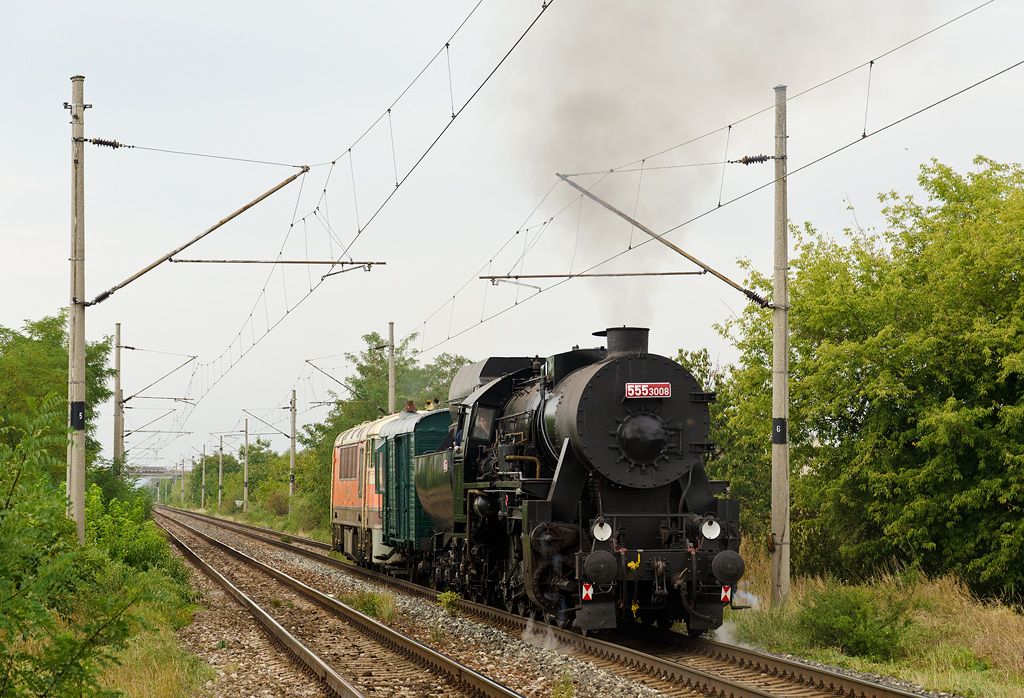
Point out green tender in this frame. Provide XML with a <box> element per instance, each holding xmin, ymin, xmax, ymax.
<box><xmin>381</xmin><ymin>411</ymin><xmax>450</xmax><ymax>548</ymax></box>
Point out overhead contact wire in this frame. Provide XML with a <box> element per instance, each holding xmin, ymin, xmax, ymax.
<box><xmin>151</xmin><ymin>1</ymin><xmax>552</xmax><ymax>461</ymax></box>
<box><xmin>414</xmin><ymin>54</ymin><xmax>1024</xmax><ymax>355</ymax></box>
<box><xmin>599</xmin><ymin>0</ymin><xmax>998</xmax><ymax>174</ymax></box>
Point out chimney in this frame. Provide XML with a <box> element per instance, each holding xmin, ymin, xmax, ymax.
<box><xmin>593</xmin><ymin>326</ymin><xmax>649</xmax><ymax>354</ymax></box>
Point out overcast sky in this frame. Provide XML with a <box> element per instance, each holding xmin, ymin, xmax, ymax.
<box><xmin>2</xmin><ymin>1</ymin><xmax>1021</xmax><ymax>471</ymax></box>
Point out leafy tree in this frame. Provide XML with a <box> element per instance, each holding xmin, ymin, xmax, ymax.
<box><xmin>180</xmin><ymin>332</ymin><xmax>470</xmax><ymax>530</ymax></box>
<box><xmin>295</xmin><ymin>334</ymin><xmax>470</xmax><ymax>524</ymax></box>
<box><xmin>0</xmin><ymin>312</ymin><xmax>113</xmax><ymax>472</ymax></box>
<box><xmin>89</xmin><ymin>464</ymin><xmax>139</xmax><ymax>507</ymax></box>
<box><xmin>184</xmin><ymin>451</ymin><xmax>240</xmax><ymax>509</ymax></box>
<box><xmin>409</xmin><ymin>352</ymin><xmax>472</xmax><ymax>405</ymax></box>
<box><xmin>709</xmin><ymin>158</ymin><xmax>1024</xmax><ymax>597</ymax></box>
<box><xmin>0</xmin><ymin>321</ymin><xmax>200</xmax><ymax>696</ymax></box>
<box><xmin>676</xmin><ymin>348</ymin><xmax>772</xmax><ymax>543</ymax></box>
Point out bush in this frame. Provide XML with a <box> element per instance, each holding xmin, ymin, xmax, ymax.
<box><xmin>796</xmin><ymin>585</ymin><xmax>910</xmax><ymax>660</ymax></box>
<box><xmin>265</xmin><ymin>489</ymin><xmax>289</xmax><ymax>516</ymax></box>
<box><xmin>287</xmin><ymin>493</ymin><xmax>325</xmax><ymax>535</ymax></box>
<box><xmin>436</xmin><ymin>590</ymin><xmax>460</xmax><ymax>615</ymax></box>
<box><xmin>1</xmin><ymin>404</ymin><xmax>136</xmax><ymax>696</ymax></box>
<box><xmin>344</xmin><ymin>591</ymin><xmax>396</xmax><ymax>623</ymax></box>
<box><xmin>85</xmin><ymin>484</ymin><xmax>190</xmax><ymax>587</ymax></box>
<box><xmin>730</xmin><ymin>566</ymin><xmax>1024</xmax><ymax>696</ymax></box>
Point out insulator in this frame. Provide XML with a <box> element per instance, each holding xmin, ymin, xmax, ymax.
<box><xmin>744</xmin><ymin>289</ymin><xmax>769</xmax><ymax>307</ymax></box>
<box><xmin>733</xmin><ymin>154</ymin><xmax>771</xmax><ymax>165</ymax></box>
<box><xmin>88</xmin><ymin>138</ymin><xmax>126</xmax><ymax>149</ymax></box>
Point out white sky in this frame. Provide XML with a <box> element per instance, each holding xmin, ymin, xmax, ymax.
<box><xmin>2</xmin><ymin>1</ymin><xmax>1021</xmax><ymax>470</ymax></box>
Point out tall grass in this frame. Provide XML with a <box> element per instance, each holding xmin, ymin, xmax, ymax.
<box><xmin>99</xmin><ymin>628</ymin><xmax>211</xmax><ymax>698</ymax></box>
<box><xmin>343</xmin><ymin>590</ymin><xmax>397</xmax><ymax>623</ymax></box>
<box><xmin>727</xmin><ymin>543</ymin><xmax>1024</xmax><ymax>698</ymax></box>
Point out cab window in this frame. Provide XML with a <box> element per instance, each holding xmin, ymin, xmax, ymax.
<box><xmin>472</xmin><ymin>406</ymin><xmax>496</xmax><ymax>442</ymax></box>
<box><xmin>338</xmin><ymin>445</ymin><xmax>358</xmax><ymax>480</ymax></box>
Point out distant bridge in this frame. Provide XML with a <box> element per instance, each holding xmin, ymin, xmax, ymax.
<box><xmin>127</xmin><ymin>465</ymin><xmax>189</xmax><ymax>479</ymax></box>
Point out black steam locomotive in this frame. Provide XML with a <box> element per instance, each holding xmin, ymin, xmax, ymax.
<box><xmin>413</xmin><ymin>327</ymin><xmax>744</xmax><ymax>634</ymax></box>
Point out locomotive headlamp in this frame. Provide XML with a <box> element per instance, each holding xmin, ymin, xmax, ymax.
<box><xmin>700</xmin><ymin>518</ymin><xmax>722</xmax><ymax>540</ymax></box>
<box><xmin>592</xmin><ymin>518</ymin><xmax>613</xmax><ymax>542</ymax></box>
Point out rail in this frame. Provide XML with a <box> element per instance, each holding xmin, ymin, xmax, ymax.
<box><xmin>159</xmin><ymin>519</ymin><xmax>363</xmax><ymax>697</ymax></box>
<box><xmin>156</xmin><ymin>510</ymin><xmax>520</xmax><ymax>698</ymax></box>
<box><xmin>157</xmin><ymin>507</ymin><xmax>924</xmax><ymax>698</ymax></box>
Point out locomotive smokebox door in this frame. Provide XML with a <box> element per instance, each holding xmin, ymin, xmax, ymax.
<box><xmin>546</xmin><ymin>350</ymin><xmax>711</xmax><ymax>490</ymax></box>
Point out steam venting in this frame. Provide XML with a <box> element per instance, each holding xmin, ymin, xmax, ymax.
<box><xmin>595</xmin><ymin>327</ymin><xmax>649</xmax><ymax>354</ymax></box>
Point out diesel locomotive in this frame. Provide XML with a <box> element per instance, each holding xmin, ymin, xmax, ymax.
<box><xmin>330</xmin><ymin>327</ymin><xmax>744</xmax><ymax>634</ymax></box>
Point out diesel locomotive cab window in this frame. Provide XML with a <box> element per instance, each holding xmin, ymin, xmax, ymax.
<box><xmin>339</xmin><ymin>446</ymin><xmax>358</xmax><ymax>480</ymax></box>
<box><xmin>472</xmin><ymin>407</ymin><xmax>496</xmax><ymax>441</ymax></box>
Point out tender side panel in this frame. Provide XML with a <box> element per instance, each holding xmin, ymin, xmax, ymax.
<box><xmin>414</xmin><ymin>449</ymin><xmax>455</xmax><ymax>533</ymax></box>
<box><xmin>410</xmin><ymin>414</ymin><xmax>449</xmax><ymax>546</ymax></box>
<box><xmin>395</xmin><ymin>434</ymin><xmax>412</xmax><ymax>543</ymax></box>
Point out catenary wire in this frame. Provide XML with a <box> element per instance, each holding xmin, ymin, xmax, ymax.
<box><xmin>411</xmin><ymin>54</ymin><xmax>1024</xmax><ymax>356</ymax></box>
<box><xmin>599</xmin><ymin>0</ymin><xmax>998</xmax><ymax>174</ymax></box>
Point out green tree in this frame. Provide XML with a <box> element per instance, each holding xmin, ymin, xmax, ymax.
<box><xmin>409</xmin><ymin>352</ymin><xmax>472</xmax><ymax>405</ymax></box>
<box><xmin>676</xmin><ymin>348</ymin><xmax>772</xmax><ymax>544</ymax></box>
<box><xmin>0</xmin><ymin>312</ymin><xmax>113</xmax><ymax>473</ymax></box>
<box><xmin>297</xmin><ymin>334</ymin><xmax>470</xmax><ymax>523</ymax></box>
<box><xmin>298</xmin><ymin>332</ymin><xmax>417</xmax><ymax>473</ymax></box>
<box><xmin>711</xmin><ymin>157</ymin><xmax>1024</xmax><ymax>597</ymax></box>
<box><xmin>185</xmin><ymin>451</ymin><xmax>240</xmax><ymax>509</ymax></box>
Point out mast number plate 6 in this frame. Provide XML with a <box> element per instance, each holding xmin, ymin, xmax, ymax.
<box><xmin>625</xmin><ymin>382</ymin><xmax>671</xmax><ymax>398</ymax></box>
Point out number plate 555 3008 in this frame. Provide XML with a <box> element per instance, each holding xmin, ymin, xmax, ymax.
<box><xmin>624</xmin><ymin>382</ymin><xmax>671</xmax><ymax>398</ymax></box>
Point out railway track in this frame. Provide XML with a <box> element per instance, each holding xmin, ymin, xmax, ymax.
<box><xmin>155</xmin><ymin>512</ymin><xmax>521</xmax><ymax>698</ymax></box>
<box><xmin>157</xmin><ymin>507</ymin><xmax>924</xmax><ymax>698</ymax></box>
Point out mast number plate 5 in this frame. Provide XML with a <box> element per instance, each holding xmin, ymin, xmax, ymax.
<box><xmin>625</xmin><ymin>382</ymin><xmax>671</xmax><ymax>398</ymax></box>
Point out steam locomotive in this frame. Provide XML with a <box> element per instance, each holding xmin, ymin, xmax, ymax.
<box><xmin>330</xmin><ymin>327</ymin><xmax>744</xmax><ymax>634</ymax></box>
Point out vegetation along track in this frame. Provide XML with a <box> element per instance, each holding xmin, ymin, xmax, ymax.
<box><xmin>155</xmin><ymin>512</ymin><xmax>521</xmax><ymax>698</ymax></box>
<box><xmin>158</xmin><ymin>507</ymin><xmax>923</xmax><ymax>698</ymax></box>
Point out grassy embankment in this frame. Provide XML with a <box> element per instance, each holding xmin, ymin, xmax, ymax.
<box><xmin>98</xmin><ymin>605</ymin><xmax>211</xmax><ymax>697</ymax></box>
<box><xmin>94</xmin><ymin>491</ymin><xmax>214</xmax><ymax>698</ymax></box>
<box><xmin>728</xmin><ymin>542</ymin><xmax>1024</xmax><ymax>698</ymax></box>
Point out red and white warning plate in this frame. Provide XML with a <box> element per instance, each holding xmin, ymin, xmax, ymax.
<box><xmin>582</xmin><ymin>583</ymin><xmax>594</xmax><ymax>601</ymax></box>
<box><xmin>720</xmin><ymin>585</ymin><xmax>732</xmax><ymax>603</ymax></box>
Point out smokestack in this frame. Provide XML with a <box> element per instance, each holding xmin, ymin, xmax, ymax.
<box><xmin>594</xmin><ymin>326</ymin><xmax>649</xmax><ymax>354</ymax></box>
